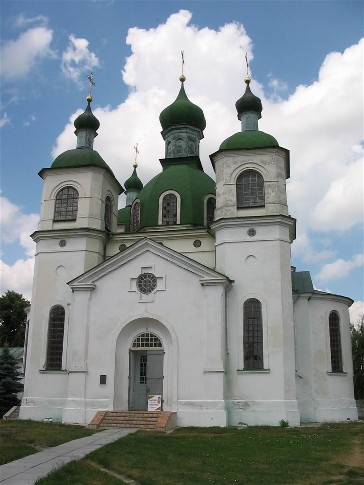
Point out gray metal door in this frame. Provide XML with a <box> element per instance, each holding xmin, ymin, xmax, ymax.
<box><xmin>146</xmin><ymin>351</ymin><xmax>164</xmax><ymax>399</ymax></box>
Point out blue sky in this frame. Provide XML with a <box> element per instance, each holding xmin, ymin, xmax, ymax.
<box><xmin>0</xmin><ymin>1</ymin><xmax>363</xmax><ymax>322</ymax></box>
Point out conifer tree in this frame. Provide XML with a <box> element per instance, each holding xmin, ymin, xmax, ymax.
<box><xmin>0</xmin><ymin>343</ymin><xmax>23</xmax><ymax>417</ymax></box>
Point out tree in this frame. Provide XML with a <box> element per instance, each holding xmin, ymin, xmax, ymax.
<box><xmin>351</xmin><ymin>315</ymin><xmax>364</xmax><ymax>400</ymax></box>
<box><xmin>0</xmin><ymin>291</ymin><xmax>30</xmax><ymax>347</ymax></box>
<box><xmin>0</xmin><ymin>343</ymin><xmax>23</xmax><ymax>417</ymax></box>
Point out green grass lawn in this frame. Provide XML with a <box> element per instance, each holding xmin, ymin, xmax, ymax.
<box><xmin>36</xmin><ymin>422</ymin><xmax>364</xmax><ymax>485</ymax></box>
<box><xmin>0</xmin><ymin>419</ymin><xmax>97</xmax><ymax>465</ymax></box>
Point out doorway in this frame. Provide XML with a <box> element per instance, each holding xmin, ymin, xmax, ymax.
<box><xmin>129</xmin><ymin>332</ymin><xmax>164</xmax><ymax>411</ymax></box>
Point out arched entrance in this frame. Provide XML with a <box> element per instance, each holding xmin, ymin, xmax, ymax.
<box><xmin>129</xmin><ymin>332</ymin><xmax>164</xmax><ymax>410</ymax></box>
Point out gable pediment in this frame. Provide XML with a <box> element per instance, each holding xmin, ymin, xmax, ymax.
<box><xmin>68</xmin><ymin>237</ymin><xmax>230</xmax><ymax>290</ymax></box>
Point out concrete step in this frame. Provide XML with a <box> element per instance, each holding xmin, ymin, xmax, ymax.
<box><xmin>89</xmin><ymin>410</ymin><xmax>177</xmax><ymax>432</ymax></box>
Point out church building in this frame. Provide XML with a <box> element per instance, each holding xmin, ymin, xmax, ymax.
<box><xmin>20</xmin><ymin>68</ymin><xmax>358</xmax><ymax>427</ymax></box>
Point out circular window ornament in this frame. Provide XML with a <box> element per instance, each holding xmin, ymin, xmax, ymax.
<box><xmin>247</xmin><ymin>228</ymin><xmax>256</xmax><ymax>237</ymax></box>
<box><xmin>119</xmin><ymin>244</ymin><xmax>127</xmax><ymax>252</ymax></box>
<box><xmin>193</xmin><ymin>239</ymin><xmax>201</xmax><ymax>248</ymax></box>
<box><xmin>137</xmin><ymin>273</ymin><xmax>157</xmax><ymax>295</ymax></box>
<box><xmin>59</xmin><ymin>239</ymin><xmax>67</xmax><ymax>247</ymax></box>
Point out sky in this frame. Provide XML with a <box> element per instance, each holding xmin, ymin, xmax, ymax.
<box><xmin>0</xmin><ymin>0</ymin><xmax>363</xmax><ymax>323</ymax></box>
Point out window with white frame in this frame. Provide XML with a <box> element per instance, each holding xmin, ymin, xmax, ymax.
<box><xmin>161</xmin><ymin>193</ymin><xmax>177</xmax><ymax>225</ymax></box>
<box><xmin>46</xmin><ymin>305</ymin><xmax>65</xmax><ymax>369</ymax></box>
<box><xmin>104</xmin><ymin>196</ymin><xmax>112</xmax><ymax>231</ymax></box>
<box><xmin>236</xmin><ymin>170</ymin><xmax>265</xmax><ymax>208</ymax></box>
<box><xmin>206</xmin><ymin>196</ymin><xmax>216</xmax><ymax>225</ymax></box>
<box><xmin>329</xmin><ymin>311</ymin><xmax>343</xmax><ymax>372</ymax></box>
<box><xmin>243</xmin><ymin>298</ymin><xmax>263</xmax><ymax>369</ymax></box>
<box><xmin>54</xmin><ymin>186</ymin><xmax>79</xmax><ymax>221</ymax></box>
<box><xmin>131</xmin><ymin>200</ymin><xmax>141</xmax><ymax>232</ymax></box>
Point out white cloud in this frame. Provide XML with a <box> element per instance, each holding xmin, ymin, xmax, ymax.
<box><xmin>61</xmin><ymin>35</ymin><xmax>100</xmax><ymax>86</ymax></box>
<box><xmin>14</xmin><ymin>13</ymin><xmax>48</xmax><ymax>29</ymax></box>
<box><xmin>0</xmin><ymin>112</ymin><xmax>10</xmax><ymax>128</ymax></box>
<box><xmin>312</xmin><ymin>154</ymin><xmax>363</xmax><ymax>231</ymax></box>
<box><xmin>349</xmin><ymin>301</ymin><xmax>364</xmax><ymax>326</ymax></box>
<box><xmin>0</xmin><ymin>259</ymin><xmax>34</xmax><ymax>301</ymax></box>
<box><xmin>0</xmin><ymin>196</ymin><xmax>38</xmax><ymax>257</ymax></box>
<box><xmin>53</xmin><ymin>10</ymin><xmax>252</xmax><ymax>184</ymax></box>
<box><xmin>316</xmin><ymin>254</ymin><xmax>364</xmax><ymax>282</ymax></box>
<box><xmin>0</xmin><ymin>27</ymin><xmax>55</xmax><ymax>81</ymax></box>
<box><xmin>51</xmin><ymin>11</ymin><xmax>363</xmax><ymax>283</ymax></box>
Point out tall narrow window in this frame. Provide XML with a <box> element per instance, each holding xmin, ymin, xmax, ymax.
<box><xmin>329</xmin><ymin>311</ymin><xmax>343</xmax><ymax>372</ymax></box>
<box><xmin>243</xmin><ymin>298</ymin><xmax>263</xmax><ymax>369</ymax></box>
<box><xmin>46</xmin><ymin>305</ymin><xmax>65</xmax><ymax>369</ymax></box>
<box><xmin>105</xmin><ymin>196</ymin><xmax>112</xmax><ymax>231</ymax></box>
<box><xmin>206</xmin><ymin>197</ymin><xmax>216</xmax><ymax>226</ymax></box>
<box><xmin>54</xmin><ymin>186</ymin><xmax>79</xmax><ymax>221</ymax></box>
<box><xmin>131</xmin><ymin>201</ymin><xmax>140</xmax><ymax>232</ymax></box>
<box><xmin>237</xmin><ymin>170</ymin><xmax>264</xmax><ymax>208</ymax></box>
<box><xmin>162</xmin><ymin>193</ymin><xmax>177</xmax><ymax>225</ymax></box>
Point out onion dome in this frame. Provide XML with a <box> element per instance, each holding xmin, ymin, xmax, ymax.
<box><xmin>235</xmin><ymin>78</ymin><xmax>262</xmax><ymax>121</ymax></box>
<box><xmin>51</xmin><ymin>147</ymin><xmax>113</xmax><ymax>171</ymax></box>
<box><xmin>136</xmin><ymin>159</ymin><xmax>215</xmax><ymax>229</ymax></box>
<box><xmin>124</xmin><ymin>165</ymin><xmax>143</xmax><ymax>192</ymax></box>
<box><xmin>74</xmin><ymin>100</ymin><xmax>100</xmax><ymax>132</ymax></box>
<box><xmin>220</xmin><ymin>131</ymin><xmax>279</xmax><ymax>150</ymax></box>
<box><xmin>159</xmin><ymin>79</ymin><xmax>206</xmax><ymax>131</ymax></box>
<box><xmin>219</xmin><ymin>76</ymin><xmax>279</xmax><ymax>150</ymax></box>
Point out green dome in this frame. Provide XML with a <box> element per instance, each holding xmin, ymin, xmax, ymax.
<box><xmin>74</xmin><ymin>102</ymin><xmax>100</xmax><ymax>131</ymax></box>
<box><xmin>235</xmin><ymin>82</ymin><xmax>262</xmax><ymax>120</ymax></box>
<box><xmin>220</xmin><ymin>131</ymin><xmax>279</xmax><ymax>150</ymax></box>
<box><xmin>136</xmin><ymin>162</ymin><xmax>215</xmax><ymax>229</ymax></box>
<box><xmin>124</xmin><ymin>167</ymin><xmax>143</xmax><ymax>191</ymax></box>
<box><xmin>160</xmin><ymin>82</ymin><xmax>206</xmax><ymax>131</ymax></box>
<box><xmin>51</xmin><ymin>148</ymin><xmax>113</xmax><ymax>171</ymax></box>
<box><xmin>117</xmin><ymin>206</ymin><xmax>131</xmax><ymax>226</ymax></box>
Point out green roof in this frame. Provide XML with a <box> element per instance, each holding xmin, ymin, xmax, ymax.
<box><xmin>220</xmin><ymin>131</ymin><xmax>279</xmax><ymax>150</ymax></box>
<box><xmin>117</xmin><ymin>206</ymin><xmax>131</xmax><ymax>227</ymax></box>
<box><xmin>159</xmin><ymin>82</ymin><xmax>206</xmax><ymax>131</ymax></box>
<box><xmin>124</xmin><ymin>167</ymin><xmax>143</xmax><ymax>191</ymax></box>
<box><xmin>74</xmin><ymin>102</ymin><xmax>100</xmax><ymax>131</ymax></box>
<box><xmin>235</xmin><ymin>82</ymin><xmax>262</xmax><ymax>120</ymax></box>
<box><xmin>291</xmin><ymin>271</ymin><xmax>314</xmax><ymax>293</ymax></box>
<box><xmin>135</xmin><ymin>160</ymin><xmax>215</xmax><ymax>229</ymax></box>
<box><xmin>51</xmin><ymin>148</ymin><xmax>113</xmax><ymax>172</ymax></box>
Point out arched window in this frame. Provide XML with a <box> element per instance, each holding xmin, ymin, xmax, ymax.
<box><xmin>131</xmin><ymin>332</ymin><xmax>163</xmax><ymax>349</ymax></box>
<box><xmin>206</xmin><ymin>196</ymin><xmax>216</xmax><ymax>226</ymax></box>
<box><xmin>131</xmin><ymin>201</ymin><xmax>140</xmax><ymax>232</ymax></box>
<box><xmin>162</xmin><ymin>193</ymin><xmax>177</xmax><ymax>225</ymax></box>
<box><xmin>54</xmin><ymin>186</ymin><xmax>79</xmax><ymax>221</ymax></box>
<box><xmin>243</xmin><ymin>298</ymin><xmax>263</xmax><ymax>369</ymax></box>
<box><xmin>329</xmin><ymin>311</ymin><xmax>343</xmax><ymax>372</ymax></box>
<box><xmin>237</xmin><ymin>170</ymin><xmax>264</xmax><ymax>208</ymax></box>
<box><xmin>46</xmin><ymin>305</ymin><xmax>65</xmax><ymax>369</ymax></box>
<box><xmin>104</xmin><ymin>196</ymin><xmax>112</xmax><ymax>232</ymax></box>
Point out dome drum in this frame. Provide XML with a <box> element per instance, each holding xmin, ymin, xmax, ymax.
<box><xmin>162</xmin><ymin>125</ymin><xmax>203</xmax><ymax>158</ymax></box>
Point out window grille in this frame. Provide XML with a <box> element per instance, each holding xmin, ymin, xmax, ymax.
<box><xmin>243</xmin><ymin>298</ymin><xmax>263</xmax><ymax>369</ymax></box>
<box><xmin>46</xmin><ymin>305</ymin><xmax>65</xmax><ymax>369</ymax></box>
<box><xmin>132</xmin><ymin>332</ymin><xmax>163</xmax><ymax>349</ymax></box>
<box><xmin>136</xmin><ymin>273</ymin><xmax>157</xmax><ymax>294</ymax></box>
<box><xmin>140</xmin><ymin>355</ymin><xmax>147</xmax><ymax>384</ymax></box>
<box><xmin>329</xmin><ymin>311</ymin><xmax>343</xmax><ymax>372</ymax></box>
<box><xmin>54</xmin><ymin>186</ymin><xmax>79</xmax><ymax>221</ymax></box>
<box><xmin>104</xmin><ymin>196</ymin><xmax>112</xmax><ymax>231</ymax></box>
<box><xmin>206</xmin><ymin>197</ymin><xmax>216</xmax><ymax>225</ymax></box>
<box><xmin>237</xmin><ymin>170</ymin><xmax>264</xmax><ymax>208</ymax></box>
<box><xmin>131</xmin><ymin>201</ymin><xmax>140</xmax><ymax>231</ymax></box>
<box><xmin>162</xmin><ymin>193</ymin><xmax>177</xmax><ymax>225</ymax></box>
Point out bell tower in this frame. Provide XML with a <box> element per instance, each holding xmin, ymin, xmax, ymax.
<box><xmin>210</xmin><ymin>69</ymin><xmax>299</xmax><ymax>426</ymax></box>
<box><xmin>21</xmin><ymin>87</ymin><xmax>123</xmax><ymax>422</ymax></box>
